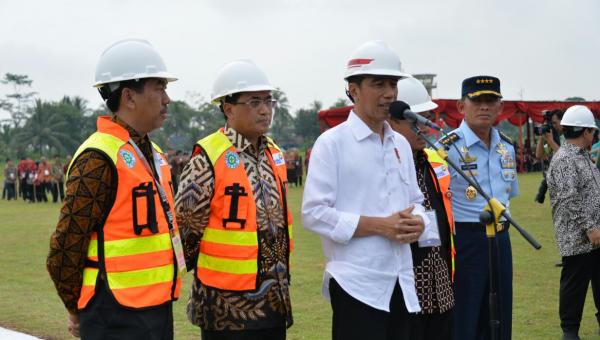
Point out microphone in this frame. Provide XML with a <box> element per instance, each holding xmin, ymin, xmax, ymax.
<box><xmin>389</xmin><ymin>101</ymin><xmax>442</xmax><ymax>131</ymax></box>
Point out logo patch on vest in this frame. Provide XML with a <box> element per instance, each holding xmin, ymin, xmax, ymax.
<box><xmin>434</xmin><ymin>164</ymin><xmax>450</xmax><ymax>178</ymax></box>
<box><xmin>225</xmin><ymin>151</ymin><xmax>240</xmax><ymax>169</ymax></box>
<box><xmin>120</xmin><ymin>150</ymin><xmax>136</xmax><ymax>168</ymax></box>
<box><xmin>272</xmin><ymin>152</ymin><xmax>285</xmax><ymax>166</ymax></box>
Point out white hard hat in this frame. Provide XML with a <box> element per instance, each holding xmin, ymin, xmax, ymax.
<box><xmin>344</xmin><ymin>40</ymin><xmax>410</xmax><ymax>80</ymax></box>
<box><xmin>560</xmin><ymin>105</ymin><xmax>597</xmax><ymax>129</ymax></box>
<box><xmin>94</xmin><ymin>39</ymin><xmax>177</xmax><ymax>88</ymax></box>
<box><xmin>210</xmin><ymin>59</ymin><xmax>276</xmax><ymax>104</ymax></box>
<box><xmin>397</xmin><ymin>77</ymin><xmax>438</xmax><ymax>113</ymax></box>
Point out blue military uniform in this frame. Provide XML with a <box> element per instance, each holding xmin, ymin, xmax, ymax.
<box><xmin>438</xmin><ymin>75</ymin><xmax>519</xmax><ymax>340</ymax></box>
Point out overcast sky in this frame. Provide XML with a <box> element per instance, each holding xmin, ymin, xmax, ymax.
<box><xmin>1</xmin><ymin>0</ymin><xmax>598</xmax><ymax>119</ymax></box>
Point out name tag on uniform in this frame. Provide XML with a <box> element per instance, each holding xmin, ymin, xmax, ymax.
<box><xmin>419</xmin><ymin>210</ymin><xmax>441</xmax><ymax>247</ymax></box>
<box><xmin>272</xmin><ymin>152</ymin><xmax>285</xmax><ymax>166</ymax></box>
<box><xmin>461</xmin><ymin>164</ymin><xmax>477</xmax><ymax>171</ymax></box>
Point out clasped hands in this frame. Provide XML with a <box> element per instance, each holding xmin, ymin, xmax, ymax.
<box><xmin>380</xmin><ymin>205</ymin><xmax>425</xmax><ymax>244</ymax></box>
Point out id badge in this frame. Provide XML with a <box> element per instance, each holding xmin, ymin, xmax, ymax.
<box><xmin>169</xmin><ymin>228</ymin><xmax>187</xmax><ymax>274</ymax></box>
<box><xmin>418</xmin><ymin>210</ymin><xmax>441</xmax><ymax>248</ymax></box>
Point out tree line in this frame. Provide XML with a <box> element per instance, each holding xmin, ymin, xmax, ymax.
<box><xmin>0</xmin><ymin>73</ymin><xmax>348</xmax><ymax>160</ymax></box>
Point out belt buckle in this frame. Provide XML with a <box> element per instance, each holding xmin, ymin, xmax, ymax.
<box><xmin>496</xmin><ymin>222</ymin><xmax>504</xmax><ymax>232</ymax></box>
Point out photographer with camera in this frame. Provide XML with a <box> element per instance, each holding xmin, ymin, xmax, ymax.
<box><xmin>535</xmin><ymin>109</ymin><xmax>564</xmax><ymax>161</ymax></box>
<box><xmin>534</xmin><ymin>109</ymin><xmax>564</xmax><ymax>204</ymax></box>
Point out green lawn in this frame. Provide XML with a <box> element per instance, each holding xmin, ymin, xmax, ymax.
<box><xmin>0</xmin><ymin>173</ymin><xmax>598</xmax><ymax>339</ymax></box>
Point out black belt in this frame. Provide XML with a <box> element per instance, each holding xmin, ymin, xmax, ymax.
<box><xmin>455</xmin><ymin>221</ymin><xmax>510</xmax><ymax>233</ymax></box>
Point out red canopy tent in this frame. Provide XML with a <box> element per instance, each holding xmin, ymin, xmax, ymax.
<box><xmin>318</xmin><ymin>100</ymin><xmax>600</xmax><ymax>172</ymax></box>
<box><xmin>318</xmin><ymin>100</ymin><xmax>600</xmax><ymax>130</ymax></box>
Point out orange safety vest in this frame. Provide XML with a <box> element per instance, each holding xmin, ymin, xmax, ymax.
<box><xmin>194</xmin><ymin>130</ymin><xmax>293</xmax><ymax>291</ymax></box>
<box><xmin>424</xmin><ymin>148</ymin><xmax>456</xmax><ymax>280</ymax></box>
<box><xmin>73</xmin><ymin>116</ymin><xmax>181</xmax><ymax>310</ymax></box>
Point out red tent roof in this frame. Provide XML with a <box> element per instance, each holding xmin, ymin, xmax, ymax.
<box><xmin>318</xmin><ymin>100</ymin><xmax>600</xmax><ymax>130</ymax></box>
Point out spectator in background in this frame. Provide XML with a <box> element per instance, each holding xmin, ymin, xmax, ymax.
<box><xmin>295</xmin><ymin>154</ymin><xmax>303</xmax><ymax>186</ymax></box>
<box><xmin>170</xmin><ymin>150</ymin><xmax>183</xmax><ymax>195</ymax></box>
<box><xmin>305</xmin><ymin>147</ymin><xmax>312</xmax><ymax>171</ymax></box>
<box><xmin>63</xmin><ymin>154</ymin><xmax>72</xmax><ymax>174</ymax></box>
<box><xmin>25</xmin><ymin>158</ymin><xmax>36</xmax><ymax>202</ymax></box>
<box><xmin>51</xmin><ymin>155</ymin><xmax>65</xmax><ymax>203</ymax></box>
<box><xmin>4</xmin><ymin>159</ymin><xmax>17</xmax><ymax>200</ymax></box>
<box><xmin>35</xmin><ymin>157</ymin><xmax>51</xmax><ymax>202</ymax></box>
<box><xmin>285</xmin><ymin>149</ymin><xmax>299</xmax><ymax>186</ymax></box>
<box><xmin>18</xmin><ymin>157</ymin><xmax>27</xmax><ymax>200</ymax></box>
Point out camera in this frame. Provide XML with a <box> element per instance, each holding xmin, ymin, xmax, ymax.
<box><xmin>533</xmin><ymin>124</ymin><xmax>552</xmax><ymax>136</ymax></box>
<box><xmin>533</xmin><ymin>110</ymin><xmax>555</xmax><ymax>136</ymax></box>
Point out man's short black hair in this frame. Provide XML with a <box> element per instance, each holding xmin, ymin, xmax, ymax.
<box><xmin>563</xmin><ymin>125</ymin><xmax>589</xmax><ymax>139</ymax></box>
<box><xmin>549</xmin><ymin>109</ymin><xmax>564</xmax><ymax>120</ymax></box>
<box><xmin>344</xmin><ymin>75</ymin><xmax>365</xmax><ymax>103</ymax></box>
<box><xmin>219</xmin><ymin>93</ymin><xmax>242</xmax><ymax>120</ymax></box>
<box><xmin>98</xmin><ymin>78</ymin><xmax>149</xmax><ymax>113</ymax></box>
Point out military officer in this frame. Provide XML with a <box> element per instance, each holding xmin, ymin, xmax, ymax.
<box><xmin>437</xmin><ymin>76</ymin><xmax>518</xmax><ymax>340</ymax></box>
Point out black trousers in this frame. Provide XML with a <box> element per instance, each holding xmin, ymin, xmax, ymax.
<box><xmin>34</xmin><ymin>183</ymin><xmax>48</xmax><ymax>202</ymax></box>
<box><xmin>79</xmin><ymin>280</ymin><xmax>173</xmax><ymax>340</ymax></box>
<box><xmin>50</xmin><ymin>181</ymin><xmax>64</xmax><ymax>202</ymax></box>
<box><xmin>559</xmin><ymin>248</ymin><xmax>600</xmax><ymax>335</ymax></box>
<box><xmin>24</xmin><ymin>183</ymin><xmax>34</xmax><ymax>202</ymax></box>
<box><xmin>201</xmin><ymin>327</ymin><xmax>286</xmax><ymax>340</ymax></box>
<box><xmin>329</xmin><ymin>278</ymin><xmax>410</xmax><ymax>340</ymax></box>
<box><xmin>19</xmin><ymin>178</ymin><xmax>26</xmax><ymax>199</ymax></box>
<box><xmin>408</xmin><ymin>309</ymin><xmax>453</xmax><ymax>340</ymax></box>
<box><xmin>5</xmin><ymin>182</ymin><xmax>16</xmax><ymax>200</ymax></box>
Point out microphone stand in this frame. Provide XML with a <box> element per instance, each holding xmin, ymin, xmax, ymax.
<box><xmin>411</xmin><ymin>124</ymin><xmax>541</xmax><ymax>340</ymax></box>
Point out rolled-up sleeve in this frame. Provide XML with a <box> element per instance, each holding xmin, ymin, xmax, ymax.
<box><xmin>302</xmin><ymin>135</ymin><xmax>359</xmax><ymax>244</ymax></box>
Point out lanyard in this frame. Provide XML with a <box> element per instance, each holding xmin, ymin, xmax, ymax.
<box><xmin>128</xmin><ymin>138</ymin><xmax>186</xmax><ymax>274</ymax></box>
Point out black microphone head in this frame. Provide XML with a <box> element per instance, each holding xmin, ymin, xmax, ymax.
<box><xmin>389</xmin><ymin>101</ymin><xmax>411</xmax><ymax>120</ymax></box>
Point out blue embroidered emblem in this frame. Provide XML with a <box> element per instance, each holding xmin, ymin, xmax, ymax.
<box><xmin>119</xmin><ymin>150</ymin><xmax>136</xmax><ymax>168</ymax></box>
<box><xmin>225</xmin><ymin>151</ymin><xmax>240</xmax><ymax>169</ymax></box>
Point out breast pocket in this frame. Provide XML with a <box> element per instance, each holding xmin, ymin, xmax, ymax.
<box><xmin>501</xmin><ymin>169</ymin><xmax>517</xmax><ymax>182</ymax></box>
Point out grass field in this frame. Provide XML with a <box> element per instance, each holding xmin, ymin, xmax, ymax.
<box><xmin>1</xmin><ymin>172</ymin><xmax>599</xmax><ymax>339</ymax></box>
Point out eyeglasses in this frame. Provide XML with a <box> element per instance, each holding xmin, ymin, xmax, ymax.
<box><xmin>233</xmin><ymin>98</ymin><xmax>277</xmax><ymax>110</ymax></box>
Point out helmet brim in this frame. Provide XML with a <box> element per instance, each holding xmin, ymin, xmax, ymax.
<box><xmin>211</xmin><ymin>85</ymin><xmax>278</xmax><ymax>104</ymax></box>
<box><xmin>93</xmin><ymin>72</ymin><xmax>178</xmax><ymax>88</ymax></box>
<box><xmin>410</xmin><ymin>101</ymin><xmax>438</xmax><ymax>113</ymax></box>
<box><xmin>344</xmin><ymin>69</ymin><xmax>411</xmax><ymax>80</ymax></box>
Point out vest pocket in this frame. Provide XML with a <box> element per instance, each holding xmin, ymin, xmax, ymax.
<box><xmin>222</xmin><ymin>183</ymin><xmax>249</xmax><ymax>229</ymax></box>
<box><xmin>132</xmin><ymin>182</ymin><xmax>158</xmax><ymax>234</ymax></box>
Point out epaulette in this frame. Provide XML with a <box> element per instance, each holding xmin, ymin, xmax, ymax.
<box><xmin>438</xmin><ymin>132</ymin><xmax>460</xmax><ymax>148</ymax></box>
<box><xmin>498</xmin><ymin>131</ymin><xmax>515</xmax><ymax>147</ymax></box>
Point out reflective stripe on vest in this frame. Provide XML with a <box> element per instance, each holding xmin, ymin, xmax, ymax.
<box><xmin>195</xmin><ymin>130</ymin><xmax>293</xmax><ymax>291</ymax></box>
<box><xmin>424</xmin><ymin>148</ymin><xmax>456</xmax><ymax>281</ymax></box>
<box><xmin>76</xmin><ymin>116</ymin><xmax>181</xmax><ymax>310</ymax></box>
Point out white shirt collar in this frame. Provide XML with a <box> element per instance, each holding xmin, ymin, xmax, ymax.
<box><xmin>348</xmin><ymin>110</ymin><xmax>395</xmax><ymax>142</ymax></box>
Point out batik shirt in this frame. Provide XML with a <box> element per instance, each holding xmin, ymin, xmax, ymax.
<box><xmin>547</xmin><ymin>142</ymin><xmax>600</xmax><ymax>257</ymax></box>
<box><xmin>175</xmin><ymin>125</ymin><xmax>292</xmax><ymax>331</ymax></box>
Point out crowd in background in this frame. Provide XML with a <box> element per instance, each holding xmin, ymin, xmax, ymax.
<box><xmin>2</xmin><ymin>155</ymin><xmax>69</xmax><ymax>203</ymax></box>
<box><xmin>2</xmin><ymin>148</ymin><xmax>313</xmax><ymax>204</ymax></box>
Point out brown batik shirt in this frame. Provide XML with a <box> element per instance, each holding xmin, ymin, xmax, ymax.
<box><xmin>46</xmin><ymin>116</ymin><xmax>157</xmax><ymax>314</ymax></box>
<box><xmin>411</xmin><ymin>150</ymin><xmax>455</xmax><ymax>314</ymax></box>
<box><xmin>175</xmin><ymin>125</ymin><xmax>292</xmax><ymax>331</ymax></box>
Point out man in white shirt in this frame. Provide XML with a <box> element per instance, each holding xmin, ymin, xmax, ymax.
<box><xmin>302</xmin><ymin>40</ymin><xmax>428</xmax><ymax>340</ymax></box>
